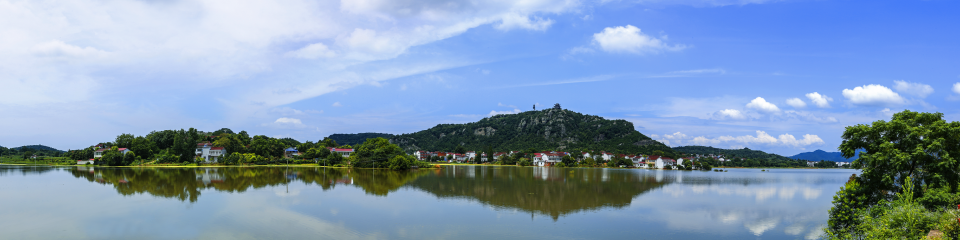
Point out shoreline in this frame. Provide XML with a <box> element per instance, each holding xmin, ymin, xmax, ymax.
<box><xmin>0</xmin><ymin>163</ymin><xmax>852</xmax><ymax>170</ymax></box>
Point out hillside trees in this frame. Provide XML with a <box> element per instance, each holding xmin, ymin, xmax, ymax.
<box><xmin>351</xmin><ymin>137</ymin><xmax>408</xmax><ymax>168</ymax></box>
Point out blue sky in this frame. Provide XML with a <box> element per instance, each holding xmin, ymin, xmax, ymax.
<box><xmin>2</xmin><ymin>0</ymin><xmax>959</xmax><ymax>156</ymax></box>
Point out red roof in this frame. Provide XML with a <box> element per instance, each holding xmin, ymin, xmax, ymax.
<box><xmin>210</xmin><ymin>147</ymin><xmax>225</xmax><ymax>150</ymax></box>
<box><xmin>328</xmin><ymin>147</ymin><xmax>354</xmax><ymax>152</ymax></box>
<box><xmin>117</xmin><ymin>148</ymin><xmax>128</xmax><ymax>151</ymax></box>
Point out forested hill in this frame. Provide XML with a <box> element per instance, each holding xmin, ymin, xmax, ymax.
<box><xmin>790</xmin><ymin>149</ymin><xmax>861</xmax><ymax>162</ymax></box>
<box><xmin>672</xmin><ymin>146</ymin><xmax>794</xmax><ymax>161</ymax></box>
<box><xmin>328</xmin><ymin>133</ymin><xmax>395</xmax><ymax>146</ymax></box>
<box><xmin>388</xmin><ymin>108</ymin><xmax>674</xmax><ymax>154</ymax></box>
<box><xmin>13</xmin><ymin>145</ymin><xmax>64</xmax><ymax>153</ymax></box>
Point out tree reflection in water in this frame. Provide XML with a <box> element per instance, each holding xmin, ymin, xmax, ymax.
<box><xmin>67</xmin><ymin>166</ymin><xmax>665</xmax><ymax>220</ymax></box>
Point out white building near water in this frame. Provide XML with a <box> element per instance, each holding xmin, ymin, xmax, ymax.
<box><xmin>195</xmin><ymin>143</ymin><xmax>226</xmax><ymax>162</ymax></box>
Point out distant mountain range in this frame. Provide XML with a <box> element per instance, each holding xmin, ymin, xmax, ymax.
<box><xmin>789</xmin><ymin>149</ymin><xmax>861</xmax><ymax>162</ymax></box>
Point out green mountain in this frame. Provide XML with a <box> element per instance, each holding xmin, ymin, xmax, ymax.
<box><xmin>12</xmin><ymin>145</ymin><xmax>64</xmax><ymax>153</ymax></box>
<box><xmin>388</xmin><ymin>108</ymin><xmax>673</xmax><ymax>154</ymax></box>
<box><xmin>328</xmin><ymin>133</ymin><xmax>395</xmax><ymax>146</ymax></box>
<box><xmin>672</xmin><ymin>145</ymin><xmax>794</xmax><ymax>161</ymax></box>
<box><xmin>790</xmin><ymin>149</ymin><xmax>861</xmax><ymax>162</ymax></box>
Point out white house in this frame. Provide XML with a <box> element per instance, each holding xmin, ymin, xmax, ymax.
<box><xmin>93</xmin><ymin>148</ymin><xmax>131</xmax><ymax>158</ymax></box>
<box><xmin>414</xmin><ymin>151</ymin><xmax>430</xmax><ymax>160</ymax></box>
<box><xmin>328</xmin><ymin>148</ymin><xmax>354</xmax><ymax>158</ymax></box>
<box><xmin>195</xmin><ymin>143</ymin><xmax>226</xmax><ymax>162</ymax></box>
<box><xmin>632</xmin><ymin>156</ymin><xmax>647</xmax><ymax>168</ymax></box>
<box><xmin>600</xmin><ymin>152</ymin><xmax>613</xmax><ymax>161</ymax></box>
<box><xmin>466</xmin><ymin>151</ymin><xmax>476</xmax><ymax>159</ymax></box>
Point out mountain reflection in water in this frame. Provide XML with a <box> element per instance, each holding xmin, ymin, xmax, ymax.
<box><xmin>67</xmin><ymin>165</ymin><xmax>664</xmax><ymax>219</ymax></box>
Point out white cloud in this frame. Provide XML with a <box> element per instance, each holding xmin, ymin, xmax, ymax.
<box><xmin>684</xmin><ymin>131</ymin><xmax>823</xmax><ymax>148</ymax></box>
<box><xmin>805</xmin><ymin>92</ymin><xmax>833</xmax><ymax>108</ymax></box>
<box><xmin>777</xmin><ymin>133</ymin><xmax>825</xmax><ymax>148</ymax></box>
<box><xmin>634</xmin><ymin>0</ymin><xmax>784</xmax><ymax>7</ymax></box>
<box><xmin>842</xmin><ymin>84</ymin><xmax>906</xmax><ymax>106</ymax></box>
<box><xmin>893</xmin><ymin>80</ymin><xmax>934</xmax><ymax>98</ymax></box>
<box><xmin>498</xmin><ymin>103</ymin><xmax>518</xmax><ymax>109</ymax></box>
<box><xmin>270</xmin><ymin>107</ymin><xmax>304</xmax><ymax>115</ymax></box>
<box><xmin>0</xmin><ymin>0</ymin><xmax>582</xmax><ymax>108</ymax></box>
<box><xmin>32</xmin><ymin>40</ymin><xmax>108</xmax><ymax>58</ymax></box>
<box><xmin>275</xmin><ymin>118</ymin><xmax>302</xmax><ymax>124</ymax></box>
<box><xmin>784</xmin><ymin>110</ymin><xmax>838</xmax><ymax>123</ymax></box>
<box><xmin>592</xmin><ymin>25</ymin><xmax>685</xmax><ymax>54</ymax></box>
<box><xmin>785</xmin><ymin>98</ymin><xmax>806</xmax><ymax>108</ymax></box>
<box><xmin>953</xmin><ymin>82</ymin><xmax>960</xmax><ymax>94</ymax></box>
<box><xmin>495</xmin><ymin>13</ymin><xmax>554</xmax><ymax>31</ymax></box>
<box><xmin>489</xmin><ymin>109</ymin><xmax>522</xmax><ymax>116</ymax></box>
<box><xmin>332</xmin><ymin>102</ymin><xmax>342</xmax><ymax>107</ymax></box>
<box><xmin>746</xmin><ymin>97</ymin><xmax>780</xmax><ymax>114</ymax></box>
<box><xmin>712</xmin><ymin>109</ymin><xmax>746</xmax><ymax>120</ymax></box>
<box><xmin>285</xmin><ymin>42</ymin><xmax>336</xmax><ymax>59</ymax></box>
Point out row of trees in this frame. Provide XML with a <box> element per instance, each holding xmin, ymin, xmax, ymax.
<box><xmin>64</xmin><ymin>128</ymin><xmax>325</xmax><ymax>166</ymax></box>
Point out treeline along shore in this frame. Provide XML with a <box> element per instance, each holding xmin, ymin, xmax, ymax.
<box><xmin>2</xmin><ymin>108</ymin><xmax>851</xmax><ymax>170</ymax></box>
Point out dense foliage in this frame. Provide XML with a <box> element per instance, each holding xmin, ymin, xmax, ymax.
<box><xmin>827</xmin><ymin>111</ymin><xmax>960</xmax><ymax>238</ymax></box>
<box><xmin>329</xmin><ymin>133</ymin><xmax>395</xmax><ymax>146</ymax></box>
<box><xmin>389</xmin><ymin>108</ymin><xmax>675</xmax><ymax>155</ymax></box>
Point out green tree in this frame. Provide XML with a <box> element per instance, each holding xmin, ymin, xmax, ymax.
<box><xmin>839</xmin><ymin>110</ymin><xmax>960</xmax><ymax>207</ymax></box>
<box><xmin>561</xmin><ymin>155</ymin><xmax>576</xmax><ymax>166</ymax></box>
<box><xmin>212</xmin><ymin>128</ymin><xmax>234</xmax><ymax>135</ymax></box>
<box><xmin>115</xmin><ymin>133</ymin><xmax>135</xmax><ymax>149</ymax></box>
<box><xmin>318</xmin><ymin>137</ymin><xmax>339</xmax><ymax>148</ymax></box>
<box><xmin>351</xmin><ymin>137</ymin><xmax>406</xmax><ymax>168</ymax></box>
<box><xmin>213</xmin><ymin>134</ymin><xmax>245</xmax><ymax>155</ymax></box>
<box><xmin>130</xmin><ymin>136</ymin><xmax>158</xmax><ymax>160</ymax></box>
<box><xmin>237</xmin><ymin>130</ymin><xmax>251</xmax><ymax>146</ymax></box>
<box><xmin>172</xmin><ymin>128</ymin><xmax>200</xmax><ymax>163</ymax></box>
<box><xmin>146</xmin><ymin>130</ymin><xmax>177</xmax><ymax>150</ymax></box>
<box><xmin>123</xmin><ymin>151</ymin><xmax>138</xmax><ymax>166</ymax></box>
<box><xmin>582</xmin><ymin>157</ymin><xmax>597</xmax><ymax>167</ymax></box>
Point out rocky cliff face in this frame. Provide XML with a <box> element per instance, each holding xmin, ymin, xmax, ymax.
<box><xmin>389</xmin><ymin>108</ymin><xmax>674</xmax><ymax>154</ymax></box>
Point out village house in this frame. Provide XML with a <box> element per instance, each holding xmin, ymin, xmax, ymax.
<box><xmin>414</xmin><ymin>151</ymin><xmax>430</xmax><ymax>160</ymax></box>
<box><xmin>284</xmin><ymin>147</ymin><xmax>300</xmax><ymax>158</ymax></box>
<box><xmin>195</xmin><ymin>143</ymin><xmax>226</xmax><ymax>162</ymax></box>
<box><xmin>93</xmin><ymin>147</ymin><xmax>131</xmax><ymax>158</ymax></box>
<box><xmin>328</xmin><ymin>147</ymin><xmax>354</xmax><ymax>158</ymax></box>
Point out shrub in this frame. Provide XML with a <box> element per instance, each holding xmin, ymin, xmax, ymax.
<box><xmin>518</xmin><ymin>158</ymin><xmax>532</xmax><ymax>166</ymax></box>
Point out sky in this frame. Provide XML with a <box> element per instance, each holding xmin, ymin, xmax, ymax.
<box><xmin>2</xmin><ymin>0</ymin><xmax>959</xmax><ymax>156</ymax></box>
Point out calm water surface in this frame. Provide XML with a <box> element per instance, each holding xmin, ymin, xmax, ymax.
<box><xmin>0</xmin><ymin>165</ymin><xmax>857</xmax><ymax>239</ymax></box>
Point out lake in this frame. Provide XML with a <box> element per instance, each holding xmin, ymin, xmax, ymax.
<box><xmin>0</xmin><ymin>165</ymin><xmax>857</xmax><ymax>239</ymax></box>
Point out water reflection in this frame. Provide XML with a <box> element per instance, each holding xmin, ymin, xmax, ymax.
<box><xmin>67</xmin><ymin>167</ymin><xmax>433</xmax><ymax>202</ymax></box>
<box><xmin>409</xmin><ymin>166</ymin><xmax>666</xmax><ymax>220</ymax></box>
<box><xmin>34</xmin><ymin>165</ymin><xmax>854</xmax><ymax>239</ymax></box>
<box><xmin>0</xmin><ymin>165</ymin><xmax>62</xmax><ymax>176</ymax></box>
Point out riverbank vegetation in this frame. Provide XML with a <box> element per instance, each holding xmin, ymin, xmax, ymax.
<box><xmin>825</xmin><ymin>111</ymin><xmax>960</xmax><ymax>239</ymax></box>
